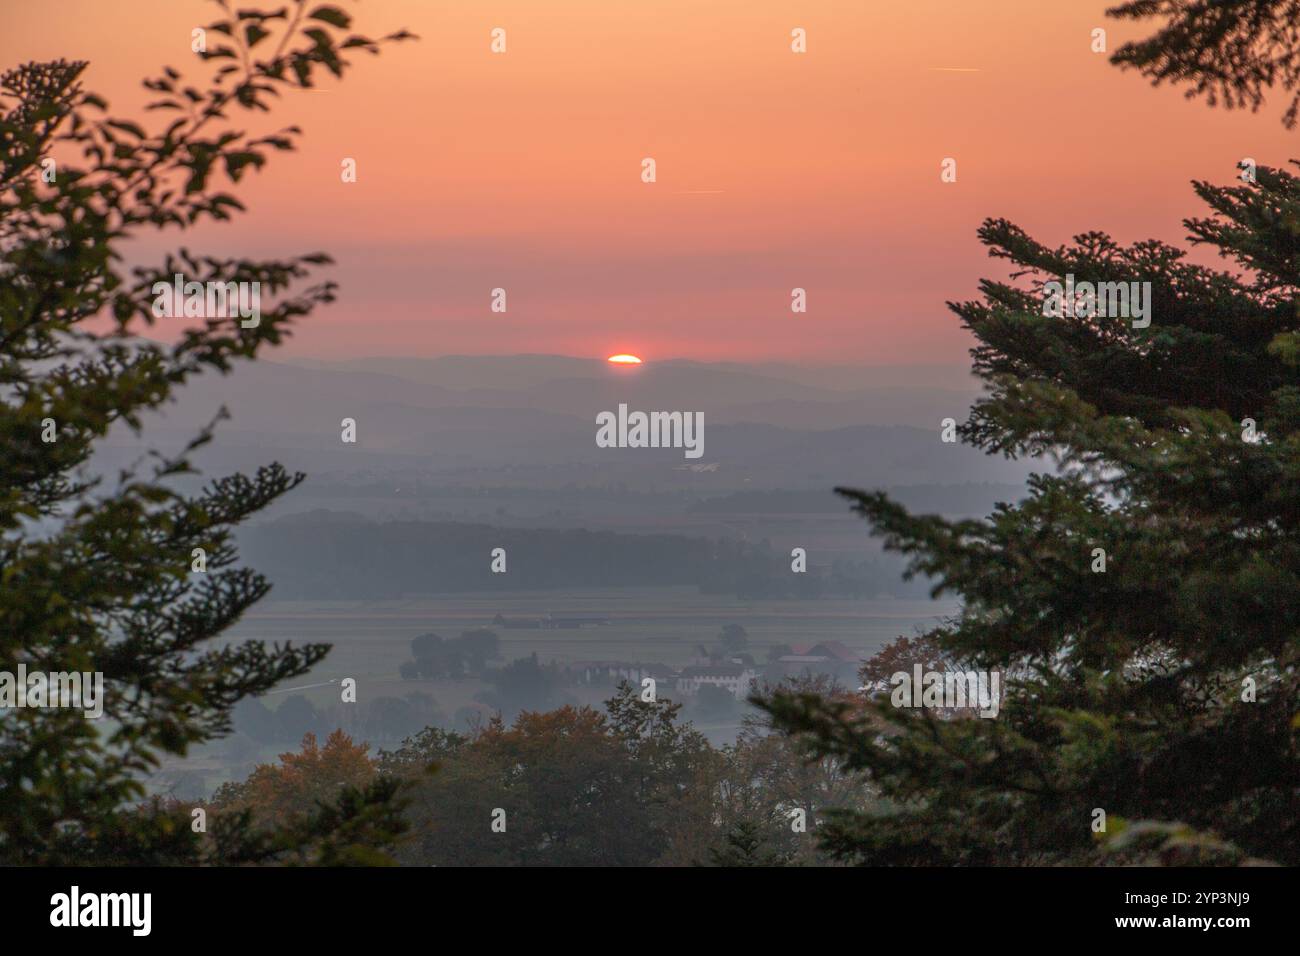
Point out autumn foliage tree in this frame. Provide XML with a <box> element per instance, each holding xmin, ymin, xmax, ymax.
<box><xmin>390</xmin><ymin>686</ymin><xmax>717</xmax><ymax>867</ymax></box>
<box><xmin>213</xmin><ymin>731</ymin><xmax>376</xmax><ymax>821</ymax></box>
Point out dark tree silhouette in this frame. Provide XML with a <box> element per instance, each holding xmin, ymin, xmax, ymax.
<box><xmin>0</xmin><ymin>1</ymin><xmax>414</xmax><ymax>864</ymax></box>
<box><xmin>760</xmin><ymin>3</ymin><xmax>1300</xmax><ymax>865</ymax></box>
<box><xmin>1110</xmin><ymin>0</ymin><xmax>1300</xmax><ymax>127</ymax></box>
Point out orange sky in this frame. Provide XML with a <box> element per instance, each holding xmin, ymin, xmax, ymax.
<box><xmin>2</xmin><ymin>0</ymin><xmax>1295</xmax><ymax>363</ymax></box>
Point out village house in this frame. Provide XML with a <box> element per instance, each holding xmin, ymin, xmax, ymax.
<box><xmin>677</xmin><ymin>664</ymin><xmax>759</xmax><ymax>701</ymax></box>
<box><xmin>567</xmin><ymin>661</ymin><xmax>676</xmax><ymax>687</ymax></box>
<box><xmin>768</xmin><ymin>641</ymin><xmax>864</xmax><ymax>685</ymax></box>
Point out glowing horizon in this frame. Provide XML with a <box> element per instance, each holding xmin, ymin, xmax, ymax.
<box><xmin>5</xmin><ymin>1</ymin><xmax>1296</xmax><ymax>364</ymax></box>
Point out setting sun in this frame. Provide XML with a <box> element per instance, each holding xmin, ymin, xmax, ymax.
<box><xmin>607</xmin><ymin>354</ymin><xmax>643</xmax><ymax>365</ymax></box>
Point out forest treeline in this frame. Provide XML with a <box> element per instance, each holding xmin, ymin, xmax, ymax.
<box><xmin>241</xmin><ymin>514</ymin><xmax>932</xmax><ymax>599</ymax></box>
<box><xmin>207</xmin><ymin>679</ymin><xmax>876</xmax><ymax>867</ymax></box>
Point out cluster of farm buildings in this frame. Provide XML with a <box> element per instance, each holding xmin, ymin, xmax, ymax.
<box><xmin>565</xmin><ymin>641</ymin><xmax>865</xmax><ymax>700</ymax></box>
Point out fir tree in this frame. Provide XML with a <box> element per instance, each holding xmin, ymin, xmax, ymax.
<box><xmin>760</xmin><ymin>2</ymin><xmax>1300</xmax><ymax>865</ymax></box>
<box><xmin>0</xmin><ymin>2</ymin><xmax>414</xmax><ymax>864</ymax></box>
